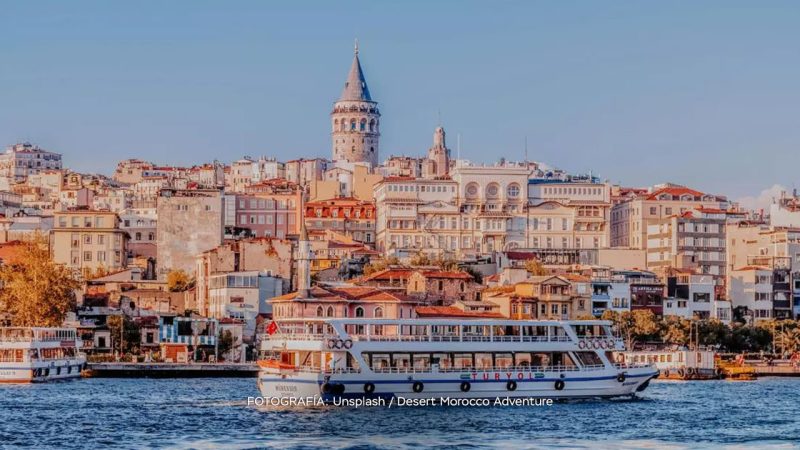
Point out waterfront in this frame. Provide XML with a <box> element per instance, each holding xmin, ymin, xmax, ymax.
<box><xmin>1</xmin><ymin>378</ymin><xmax>799</xmax><ymax>449</ymax></box>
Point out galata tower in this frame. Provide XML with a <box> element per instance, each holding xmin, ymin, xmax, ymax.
<box><xmin>331</xmin><ymin>41</ymin><xmax>380</xmax><ymax>168</ymax></box>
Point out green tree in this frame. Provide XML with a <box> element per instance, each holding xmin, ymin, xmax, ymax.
<box><xmin>524</xmin><ymin>259</ymin><xmax>548</xmax><ymax>276</ymax></box>
<box><xmin>167</xmin><ymin>269</ymin><xmax>191</xmax><ymax>292</ymax></box>
<box><xmin>778</xmin><ymin>327</ymin><xmax>800</xmax><ymax>354</ymax></box>
<box><xmin>602</xmin><ymin>310</ymin><xmax>659</xmax><ymax>350</ymax></box>
<box><xmin>363</xmin><ymin>256</ymin><xmax>399</xmax><ymax>276</ymax></box>
<box><xmin>0</xmin><ymin>238</ymin><xmax>79</xmax><ymax>327</ymax></box>
<box><xmin>217</xmin><ymin>330</ymin><xmax>234</xmax><ymax>360</ymax></box>
<box><xmin>409</xmin><ymin>251</ymin><xmax>432</xmax><ymax>266</ymax></box>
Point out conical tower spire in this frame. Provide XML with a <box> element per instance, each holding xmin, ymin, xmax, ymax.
<box><xmin>339</xmin><ymin>41</ymin><xmax>372</xmax><ymax>101</ymax></box>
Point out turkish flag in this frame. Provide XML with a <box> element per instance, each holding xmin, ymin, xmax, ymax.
<box><xmin>267</xmin><ymin>321</ymin><xmax>279</xmax><ymax>335</ymax></box>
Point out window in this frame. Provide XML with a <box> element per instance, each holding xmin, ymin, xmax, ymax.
<box><xmin>326</xmin><ymin>306</ymin><xmax>334</xmax><ymax>317</ymax></box>
<box><xmin>374</xmin><ymin>307</ymin><xmax>384</xmax><ymax>318</ymax></box>
<box><xmin>355</xmin><ymin>307</ymin><xmax>364</xmax><ymax>318</ymax></box>
<box><xmin>316</xmin><ymin>306</ymin><xmax>323</xmax><ymax>317</ymax></box>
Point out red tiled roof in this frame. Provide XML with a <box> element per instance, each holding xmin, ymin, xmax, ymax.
<box><xmin>420</xmin><ymin>271</ymin><xmax>473</xmax><ymax>280</ymax></box>
<box><xmin>361</xmin><ymin>268</ymin><xmax>414</xmax><ymax>281</ymax></box>
<box><xmin>415</xmin><ymin>306</ymin><xmax>504</xmax><ymax>319</ymax></box>
<box><xmin>645</xmin><ymin>186</ymin><xmax>706</xmax><ymax>201</ymax></box>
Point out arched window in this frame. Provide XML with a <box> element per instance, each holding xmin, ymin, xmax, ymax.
<box><xmin>369</xmin><ymin>119</ymin><xmax>376</xmax><ymax>132</ymax></box>
<box><xmin>486</xmin><ymin>182</ymin><xmax>500</xmax><ymax>199</ymax></box>
<box><xmin>370</xmin><ymin>146</ymin><xmax>374</xmax><ymax>153</ymax></box>
<box><xmin>374</xmin><ymin>306</ymin><xmax>384</xmax><ymax>318</ymax></box>
<box><xmin>460</xmin><ymin>282</ymin><xmax>466</xmax><ymax>292</ymax></box>
<box><xmin>316</xmin><ymin>306</ymin><xmax>323</xmax><ymax>317</ymax></box>
<box><xmin>507</xmin><ymin>183</ymin><xmax>520</xmax><ymax>198</ymax></box>
<box><xmin>355</xmin><ymin>306</ymin><xmax>364</xmax><ymax>317</ymax></box>
<box><xmin>360</xmin><ymin>119</ymin><xmax>366</xmax><ymax>131</ymax></box>
<box><xmin>350</xmin><ymin>119</ymin><xmax>357</xmax><ymax>131</ymax></box>
<box><xmin>340</xmin><ymin>120</ymin><xmax>346</xmax><ymax>132</ymax></box>
<box><xmin>326</xmin><ymin>306</ymin><xmax>334</xmax><ymax>317</ymax></box>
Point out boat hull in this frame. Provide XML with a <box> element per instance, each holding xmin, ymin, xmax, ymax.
<box><xmin>257</xmin><ymin>367</ymin><xmax>659</xmax><ymax>403</ymax></box>
<box><xmin>0</xmin><ymin>357</ymin><xmax>87</xmax><ymax>383</ymax></box>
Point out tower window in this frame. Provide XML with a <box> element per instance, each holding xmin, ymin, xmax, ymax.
<box><xmin>370</xmin><ymin>147</ymin><xmax>374</xmax><ymax>153</ymax></box>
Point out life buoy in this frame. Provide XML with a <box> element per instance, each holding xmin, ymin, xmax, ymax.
<box><xmin>607</xmin><ymin>340</ymin><xmax>616</xmax><ymax>349</ymax></box>
<box><xmin>686</xmin><ymin>367</ymin><xmax>696</xmax><ymax>377</ymax></box>
<box><xmin>413</xmin><ymin>381</ymin><xmax>424</xmax><ymax>393</ymax></box>
<box><xmin>599</xmin><ymin>340</ymin><xmax>607</xmax><ymax>349</ymax></box>
<box><xmin>460</xmin><ymin>381</ymin><xmax>471</xmax><ymax>392</ymax></box>
<box><xmin>677</xmin><ymin>368</ymin><xmax>686</xmax><ymax>378</ymax></box>
<box><xmin>592</xmin><ymin>340</ymin><xmax>601</xmax><ymax>350</ymax></box>
<box><xmin>333</xmin><ymin>339</ymin><xmax>344</xmax><ymax>350</ymax></box>
<box><xmin>342</xmin><ymin>339</ymin><xmax>353</xmax><ymax>349</ymax></box>
<box><xmin>506</xmin><ymin>380</ymin><xmax>517</xmax><ymax>391</ymax></box>
<box><xmin>578</xmin><ymin>340</ymin><xmax>587</xmax><ymax>349</ymax></box>
<box><xmin>326</xmin><ymin>338</ymin><xmax>337</xmax><ymax>350</ymax></box>
<box><xmin>616</xmin><ymin>373</ymin><xmax>626</xmax><ymax>383</ymax></box>
<box><xmin>554</xmin><ymin>380</ymin><xmax>565</xmax><ymax>391</ymax></box>
<box><xmin>364</xmin><ymin>382</ymin><xmax>375</xmax><ymax>394</ymax></box>
<box><xmin>321</xmin><ymin>383</ymin><xmax>333</xmax><ymax>394</ymax></box>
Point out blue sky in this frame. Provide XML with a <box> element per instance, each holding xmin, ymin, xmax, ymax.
<box><xmin>2</xmin><ymin>1</ymin><xmax>800</xmax><ymax>201</ymax></box>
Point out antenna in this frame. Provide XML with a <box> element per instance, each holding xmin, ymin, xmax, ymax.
<box><xmin>524</xmin><ymin>136</ymin><xmax>528</xmax><ymax>163</ymax></box>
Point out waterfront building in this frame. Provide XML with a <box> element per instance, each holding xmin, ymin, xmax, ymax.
<box><xmin>51</xmin><ymin>209</ymin><xmax>129</xmax><ymax>276</ymax></box>
<box><xmin>207</xmin><ymin>271</ymin><xmax>284</xmax><ymax>340</ymax></box>
<box><xmin>663</xmin><ymin>272</ymin><xmax>732</xmax><ymax>323</ymax></box>
<box><xmin>645</xmin><ymin>208</ymin><xmax>728</xmax><ymax>277</ymax></box>
<box><xmin>610</xmin><ymin>184</ymin><xmax>731</xmax><ymax>249</ymax></box>
<box><xmin>156</xmin><ymin>188</ymin><xmax>224</xmax><ymax>278</ymax></box>
<box><xmin>331</xmin><ymin>42</ymin><xmax>380</xmax><ymax>168</ymax></box>
<box><xmin>195</xmin><ymin>238</ymin><xmax>293</xmax><ymax>316</ymax></box>
<box><xmin>158</xmin><ymin>316</ymin><xmax>217</xmax><ymax>363</ymax></box>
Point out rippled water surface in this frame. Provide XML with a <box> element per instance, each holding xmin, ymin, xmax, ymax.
<box><xmin>1</xmin><ymin>377</ymin><xmax>799</xmax><ymax>449</ymax></box>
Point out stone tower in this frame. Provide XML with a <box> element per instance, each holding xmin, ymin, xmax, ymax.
<box><xmin>426</xmin><ymin>126</ymin><xmax>450</xmax><ymax>177</ymax></box>
<box><xmin>331</xmin><ymin>41</ymin><xmax>380</xmax><ymax>168</ymax></box>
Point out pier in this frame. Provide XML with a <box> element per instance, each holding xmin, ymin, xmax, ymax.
<box><xmin>748</xmin><ymin>361</ymin><xmax>800</xmax><ymax>377</ymax></box>
<box><xmin>85</xmin><ymin>362</ymin><xmax>259</xmax><ymax>378</ymax></box>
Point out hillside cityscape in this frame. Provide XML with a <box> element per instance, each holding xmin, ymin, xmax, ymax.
<box><xmin>3</xmin><ymin>43</ymin><xmax>800</xmax><ymax>361</ymax></box>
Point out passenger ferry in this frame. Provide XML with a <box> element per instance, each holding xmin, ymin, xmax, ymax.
<box><xmin>0</xmin><ymin>327</ymin><xmax>86</xmax><ymax>383</ymax></box>
<box><xmin>257</xmin><ymin>318</ymin><xmax>658</xmax><ymax>403</ymax></box>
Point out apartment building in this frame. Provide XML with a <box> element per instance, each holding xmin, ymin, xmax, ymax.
<box><xmin>51</xmin><ymin>210</ymin><xmax>128</xmax><ymax>275</ymax></box>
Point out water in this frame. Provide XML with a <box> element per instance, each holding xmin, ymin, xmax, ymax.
<box><xmin>1</xmin><ymin>378</ymin><xmax>799</xmax><ymax>449</ymax></box>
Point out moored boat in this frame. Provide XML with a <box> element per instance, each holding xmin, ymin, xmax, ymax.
<box><xmin>256</xmin><ymin>318</ymin><xmax>658</xmax><ymax>404</ymax></box>
<box><xmin>0</xmin><ymin>327</ymin><xmax>86</xmax><ymax>383</ymax></box>
<box><xmin>623</xmin><ymin>348</ymin><xmax>719</xmax><ymax>380</ymax></box>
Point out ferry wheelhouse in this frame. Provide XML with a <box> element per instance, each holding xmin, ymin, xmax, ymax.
<box><xmin>257</xmin><ymin>318</ymin><xmax>658</xmax><ymax>402</ymax></box>
<box><xmin>0</xmin><ymin>328</ymin><xmax>86</xmax><ymax>383</ymax></box>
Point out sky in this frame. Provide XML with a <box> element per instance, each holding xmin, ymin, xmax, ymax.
<box><xmin>2</xmin><ymin>1</ymin><xmax>800</xmax><ymax>205</ymax></box>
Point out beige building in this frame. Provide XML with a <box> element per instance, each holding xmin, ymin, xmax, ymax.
<box><xmin>611</xmin><ymin>184</ymin><xmax>731</xmax><ymax>249</ymax></box>
<box><xmin>51</xmin><ymin>210</ymin><xmax>128</xmax><ymax>276</ymax></box>
<box><xmin>310</xmin><ymin>162</ymin><xmax>382</xmax><ymax>201</ymax></box>
<box><xmin>156</xmin><ymin>188</ymin><xmax>224</xmax><ymax>278</ymax></box>
<box><xmin>646</xmin><ymin>209</ymin><xmax>727</xmax><ymax>277</ymax></box>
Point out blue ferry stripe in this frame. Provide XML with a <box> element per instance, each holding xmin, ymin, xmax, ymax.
<box><xmin>260</xmin><ymin>372</ymin><xmax>658</xmax><ymax>385</ymax></box>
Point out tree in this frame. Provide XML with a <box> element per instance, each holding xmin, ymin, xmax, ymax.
<box><xmin>524</xmin><ymin>259</ymin><xmax>548</xmax><ymax>276</ymax></box>
<box><xmin>363</xmin><ymin>256</ymin><xmax>399</xmax><ymax>276</ymax></box>
<box><xmin>217</xmin><ymin>330</ymin><xmax>234</xmax><ymax>361</ymax></box>
<box><xmin>602</xmin><ymin>310</ymin><xmax>659</xmax><ymax>350</ymax></box>
<box><xmin>0</xmin><ymin>238</ymin><xmax>79</xmax><ymax>327</ymax></box>
<box><xmin>167</xmin><ymin>269</ymin><xmax>191</xmax><ymax>292</ymax></box>
<box><xmin>106</xmin><ymin>315</ymin><xmax>141</xmax><ymax>356</ymax></box>
<box><xmin>660</xmin><ymin>316</ymin><xmax>691</xmax><ymax>345</ymax></box>
<box><xmin>778</xmin><ymin>327</ymin><xmax>800</xmax><ymax>354</ymax></box>
<box><xmin>409</xmin><ymin>251</ymin><xmax>432</xmax><ymax>267</ymax></box>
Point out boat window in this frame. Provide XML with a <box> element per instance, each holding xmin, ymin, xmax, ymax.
<box><xmin>551</xmin><ymin>352</ymin><xmax>577</xmax><ymax>368</ymax></box>
<box><xmin>532</xmin><ymin>353</ymin><xmax>550</xmax><ymax>367</ymax></box>
<box><xmin>367</xmin><ymin>353</ymin><xmax>390</xmax><ymax>370</ymax></box>
<box><xmin>495</xmin><ymin>353</ymin><xmax>513</xmax><ymax>368</ymax></box>
<box><xmin>667</xmin><ymin>355</ymin><xmax>672</xmax><ymax>363</ymax></box>
<box><xmin>514</xmin><ymin>353</ymin><xmax>532</xmax><ymax>367</ymax></box>
<box><xmin>574</xmin><ymin>351</ymin><xmax>603</xmax><ymax>367</ymax></box>
<box><xmin>432</xmin><ymin>353</ymin><xmax>451</xmax><ymax>369</ymax></box>
<box><xmin>393</xmin><ymin>353</ymin><xmax>411</xmax><ymax>369</ymax></box>
<box><xmin>475</xmin><ymin>353</ymin><xmax>492</xmax><ymax>369</ymax></box>
<box><xmin>453</xmin><ymin>353</ymin><xmax>473</xmax><ymax>369</ymax></box>
<box><xmin>413</xmin><ymin>354</ymin><xmax>430</xmax><ymax>369</ymax></box>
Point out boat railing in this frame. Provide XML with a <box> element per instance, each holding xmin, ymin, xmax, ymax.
<box><xmin>278</xmin><ymin>364</ymin><xmax>610</xmax><ymax>375</ymax></box>
<box><xmin>261</xmin><ymin>333</ymin><xmax>581</xmax><ymax>344</ymax></box>
<box><xmin>614</xmin><ymin>362</ymin><xmax>653</xmax><ymax>369</ymax></box>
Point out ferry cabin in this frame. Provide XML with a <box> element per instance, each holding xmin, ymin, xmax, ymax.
<box><xmin>0</xmin><ymin>328</ymin><xmax>86</xmax><ymax>383</ymax></box>
<box><xmin>258</xmin><ymin>319</ymin><xmax>658</xmax><ymax>400</ymax></box>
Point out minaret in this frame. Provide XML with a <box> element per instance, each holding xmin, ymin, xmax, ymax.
<box><xmin>296</xmin><ymin>199</ymin><xmax>312</xmax><ymax>299</ymax></box>
<box><xmin>331</xmin><ymin>41</ymin><xmax>381</xmax><ymax>168</ymax></box>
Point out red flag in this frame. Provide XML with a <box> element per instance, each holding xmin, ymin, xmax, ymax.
<box><xmin>267</xmin><ymin>321</ymin><xmax>279</xmax><ymax>335</ymax></box>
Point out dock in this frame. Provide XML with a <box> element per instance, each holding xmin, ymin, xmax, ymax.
<box><xmin>748</xmin><ymin>361</ymin><xmax>800</xmax><ymax>377</ymax></box>
<box><xmin>85</xmin><ymin>362</ymin><xmax>259</xmax><ymax>378</ymax></box>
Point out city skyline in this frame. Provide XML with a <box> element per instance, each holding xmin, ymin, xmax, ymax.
<box><xmin>3</xmin><ymin>1</ymin><xmax>800</xmax><ymax>204</ymax></box>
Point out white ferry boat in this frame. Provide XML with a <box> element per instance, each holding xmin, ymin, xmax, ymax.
<box><xmin>0</xmin><ymin>327</ymin><xmax>86</xmax><ymax>383</ymax></box>
<box><xmin>257</xmin><ymin>318</ymin><xmax>658</xmax><ymax>402</ymax></box>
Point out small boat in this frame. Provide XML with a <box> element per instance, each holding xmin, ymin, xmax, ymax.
<box><xmin>256</xmin><ymin>318</ymin><xmax>659</xmax><ymax>405</ymax></box>
<box><xmin>0</xmin><ymin>327</ymin><xmax>86</xmax><ymax>383</ymax></box>
<box><xmin>623</xmin><ymin>348</ymin><xmax>720</xmax><ymax>380</ymax></box>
